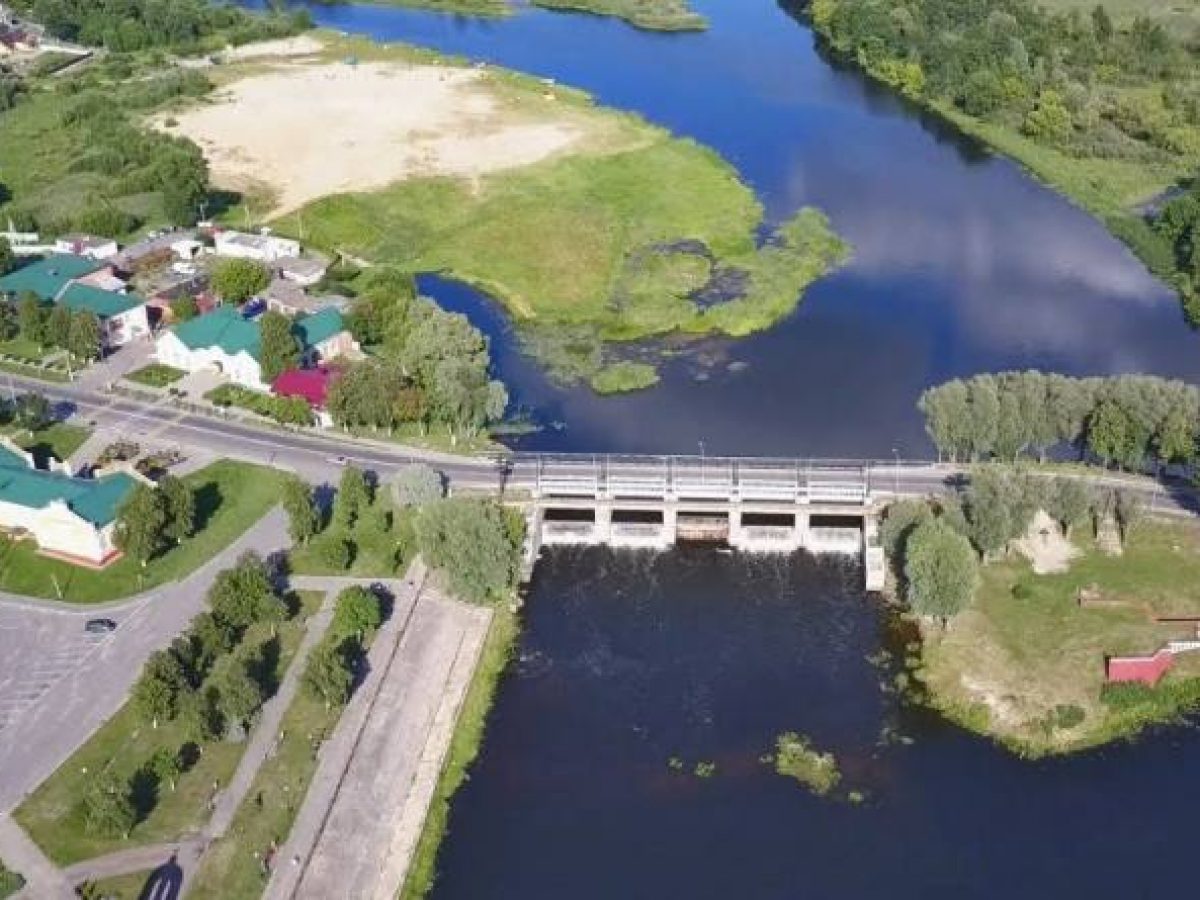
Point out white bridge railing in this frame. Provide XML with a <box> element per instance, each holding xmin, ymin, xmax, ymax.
<box><xmin>513</xmin><ymin>453</ymin><xmax>919</xmax><ymax>505</ymax></box>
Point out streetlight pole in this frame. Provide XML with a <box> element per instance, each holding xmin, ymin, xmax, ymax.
<box><xmin>698</xmin><ymin>440</ymin><xmax>706</xmax><ymax>484</ymax></box>
<box><xmin>892</xmin><ymin>447</ymin><xmax>900</xmax><ymax>497</ymax></box>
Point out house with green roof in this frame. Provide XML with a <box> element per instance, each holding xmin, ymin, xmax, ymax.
<box><xmin>0</xmin><ymin>437</ymin><xmax>145</xmax><ymax>567</ymax></box>
<box><xmin>0</xmin><ymin>254</ymin><xmax>151</xmax><ymax>350</ymax></box>
<box><xmin>155</xmin><ymin>304</ymin><xmax>357</xmax><ymax>390</ymax></box>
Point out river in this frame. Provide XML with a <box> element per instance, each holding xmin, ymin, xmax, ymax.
<box><xmin>242</xmin><ymin>2</ymin><xmax>1200</xmax><ymax>897</ymax></box>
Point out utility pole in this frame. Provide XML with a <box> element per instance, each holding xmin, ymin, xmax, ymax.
<box><xmin>892</xmin><ymin>446</ymin><xmax>900</xmax><ymax>496</ymax></box>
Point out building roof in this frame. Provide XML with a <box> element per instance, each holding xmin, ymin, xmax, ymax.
<box><xmin>170</xmin><ymin>305</ymin><xmax>262</xmax><ymax>359</ymax></box>
<box><xmin>57</xmin><ymin>233</ymin><xmax>116</xmax><ymax>251</ymax></box>
<box><xmin>296</xmin><ymin>308</ymin><xmax>345</xmax><ymax>347</ymax></box>
<box><xmin>1106</xmin><ymin>650</ymin><xmax>1174</xmax><ymax>686</ymax></box>
<box><xmin>0</xmin><ymin>254</ymin><xmax>102</xmax><ymax>301</ymax></box>
<box><xmin>273</xmin><ymin>366</ymin><xmax>337</xmax><ymax>408</ymax></box>
<box><xmin>58</xmin><ymin>283</ymin><xmax>143</xmax><ymax>319</ymax></box>
<box><xmin>0</xmin><ymin>448</ymin><xmax>137</xmax><ymax>527</ymax></box>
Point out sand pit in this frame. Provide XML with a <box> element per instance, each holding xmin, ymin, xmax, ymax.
<box><xmin>161</xmin><ymin>60</ymin><xmax>591</xmax><ymax>216</ymax></box>
<box><xmin>1014</xmin><ymin>510</ymin><xmax>1081</xmax><ymax>575</ymax></box>
<box><xmin>223</xmin><ymin>35</ymin><xmax>325</xmax><ymax>60</ymax></box>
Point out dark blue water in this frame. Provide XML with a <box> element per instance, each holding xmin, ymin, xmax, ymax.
<box><xmin>250</xmin><ymin>0</ymin><xmax>1200</xmax><ymax>458</ymax></box>
<box><xmin>241</xmin><ymin>4</ymin><xmax>1200</xmax><ymax>898</ymax></box>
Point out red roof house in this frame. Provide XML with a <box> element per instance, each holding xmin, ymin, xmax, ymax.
<box><xmin>1105</xmin><ymin>649</ymin><xmax>1174</xmax><ymax>686</ymax></box>
<box><xmin>272</xmin><ymin>366</ymin><xmax>338</xmax><ymax>409</ymax></box>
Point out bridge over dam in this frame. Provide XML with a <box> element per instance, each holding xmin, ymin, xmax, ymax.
<box><xmin>499</xmin><ymin>455</ymin><xmax>957</xmax><ymax>592</ymax></box>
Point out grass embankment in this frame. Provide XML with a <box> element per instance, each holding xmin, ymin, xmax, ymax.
<box><xmin>124</xmin><ymin>364</ymin><xmax>186</xmax><ymax>388</ymax></box>
<box><xmin>376</xmin><ymin>0</ymin><xmax>512</xmax><ymax>16</ymax></box>
<box><xmin>918</xmin><ymin>521</ymin><xmax>1200</xmax><ymax>757</ymax></box>
<box><xmin>400</xmin><ymin>603</ymin><xmax>518</xmax><ymax>900</ymax></box>
<box><xmin>77</xmin><ymin>871</ymin><xmax>154</xmax><ymax>900</ymax></box>
<box><xmin>0</xmin><ymin>460</ymin><xmax>284</xmax><ymax>602</ymax></box>
<box><xmin>0</xmin><ymin>860</ymin><xmax>23</xmax><ymax>899</ymax></box>
<box><xmin>14</xmin><ymin>592</ymin><xmax>321</xmax><ymax>866</ymax></box>
<box><xmin>532</xmin><ymin>0</ymin><xmax>707</xmax><ymax>31</ymax></box>
<box><xmin>1</xmin><ymin>420</ymin><xmax>91</xmax><ymax>464</ymax></box>
<box><xmin>589</xmin><ymin>361</ymin><xmax>661</xmax><ymax>394</ymax></box>
<box><xmin>289</xmin><ymin>493</ymin><xmax>414</xmax><ymax>578</ymax></box>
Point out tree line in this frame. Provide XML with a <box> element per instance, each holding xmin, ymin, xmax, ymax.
<box><xmin>89</xmin><ymin>553</ymin><xmax>292</xmax><ymax>838</ymax></box>
<box><xmin>0</xmin><ymin>293</ymin><xmax>102</xmax><ymax>361</ymax></box>
<box><xmin>334</xmin><ymin>270</ymin><xmax>509</xmax><ymax>443</ymax></box>
<box><xmin>918</xmin><ymin>371</ymin><xmax>1198</xmax><ymax>469</ymax></box>
<box><xmin>15</xmin><ymin>0</ymin><xmax>310</xmax><ymax>53</ymax></box>
<box><xmin>802</xmin><ymin>0</ymin><xmax>1200</xmax><ymax>320</ymax></box>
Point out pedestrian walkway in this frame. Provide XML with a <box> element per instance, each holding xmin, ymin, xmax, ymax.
<box><xmin>265</xmin><ymin>567</ymin><xmax>492</xmax><ymax>900</ymax></box>
<box><xmin>0</xmin><ymin>813</ymin><xmax>73</xmax><ymax>900</ymax></box>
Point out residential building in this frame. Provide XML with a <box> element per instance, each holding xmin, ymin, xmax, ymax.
<box><xmin>275</xmin><ymin>255</ymin><xmax>328</xmax><ymax>287</ymax></box>
<box><xmin>0</xmin><ymin>438</ymin><xmax>141</xmax><ymax>567</ymax></box>
<box><xmin>213</xmin><ymin>229</ymin><xmax>300</xmax><ymax>263</ymax></box>
<box><xmin>264</xmin><ymin>278</ymin><xmax>350</xmax><ymax>318</ymax></box>
<box><xmin>273</xmin><ymin>366</ymin><xmax>340</xmax><ymax>427</ymax></box>
<box><xmin>54</xmin><ymin>234</ymin><xmax>119</xmax><ymax>260</ymax></box>
<box><xmin>0</xmin><ymin>255</ymin><xmax>150</xmax><ymax>350</ymax></box>
<box><xmin>155</xmin><ymin>305</ymin><xmax>357</xmax><ymax>390</ymax></box>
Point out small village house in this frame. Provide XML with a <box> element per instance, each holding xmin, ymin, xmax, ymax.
<box><xmin>54</xmin><ymin>234</ymin><xmax>119</xmax><ymax>261</ymax></box>
<box><xmin>213</xmin><ymin>229</ymin><xmax>300</xmax><ymax>263</ymax></box>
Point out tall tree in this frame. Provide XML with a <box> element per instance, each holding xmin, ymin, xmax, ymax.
<box><xmin>334</xmin><ymin>466</ymin><xmax>370</xmax><ymax>531</ymax></box>
<box><xmin>67</xmin><ymin>310</ymin><xmax>102</xmax><ymax>361</ymax></box>
<box><xmin>334</xmin><ymin>586</ymin><xmax>383</xmax><ymax>639</ymax></box>
<box><xmin>0</xmin><ymin>236</ymin><xmax>13</xmax><ymax>276</ymax></box>
<box><xmin>282</xmin><ymin>475</ymin><xmax>320</xmax><ymax>545</ymax></box>
<box><xmin>213</xmin><ymin>659</ymin><xmax>265</xmax><ymax>738</ymax></box>
<box><xmin>115</xmin><ymin>484</ymin><xmax>169</xmax><ymax>566</ymax></box>
<box><xmin>303</xmin><ymin>641</ymin><xmax>353</xmax><ymax>709</ymax></box>
<box><xmin>903</xmin><ymin>520</ymin><xmax>979</xmax><ymax>625</ymax></box>
<box><xmin>414</xmin><ymin>499</ymin><xmax>524</xmax><ymax>605</ymax></box>
<box><xmin>211</xmin><ymin>258</ymin><xmax>269</xmax><ymax>303</ymax></box>
<box><xmin>46</xmin><ymin>304</ymin><xmax>71</xmax><ymax>350</ymax></box>
<box><xmin>1087</xmin><ymin>398</ymin><xmax>1139</xmax><ymax>468</ymax></box>
<box><xmin>258</xmin><ymin>310</ymin><xmax>301</xmax><ymax>383</ymax></box>
<box><xmin>81</xmin><ymin>773</ymin><xmax>136</xmax><ymax>838</ymax></box>
<box><xmin>1046</xmin><ymin>478</ymin><xmax>1093</xmax><ymax>537</ymax></box>
<box><xmin>130</xmin><ymin>649</ymin><xmax>188</xmax><ymax>728</ymax></box>
<box><xmin>16</xmin><ymin>293</ymin><xmax>45</xmax><ymax>346</ymax></box>
<box><xmin>158</xmin><ymin>475</ymin><xmax>196</xmax><ymax>544</ymax></box>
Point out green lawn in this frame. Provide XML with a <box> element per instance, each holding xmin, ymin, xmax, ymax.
<box><xmin>124</xmin><ymin>364</ymin><xmax>186</xmax><ymax>389</ymax></box>
<box><xmin>920</xmin><ymin>521</ymin><xmax>1200</xmax><ymax>756</ymax></box>
<box><xmin>1</xmin><ymin>421</ymin><xmax>92</xmax><ymax>465</ymax></box>
<box><xmin>78</xmin><ymin>870</ymin><xmax>155</xmax><ymax>900</ymax></box>
<box><xmin>15</xmin><ymin>593</ymin><xmax>321</xmax><ymax>866</ymax></box>
<box><xmin>401</xmin><ymin>604</ymin><xmax>515</xmax><ymax>900</ymax></box>
<box><xmin>290</xmin><ymin>495</ymin><xmax>414</xmax><ymax>578</ymax></box>
<box><xmin>0</xmin><ymin>461</ymin><xmax>285</xmax><ymax>603</ymax></box>
<box><xmin>0</xmin><ymin>339</ymin><xmax>59</xmax><ymax>364</ymax></box>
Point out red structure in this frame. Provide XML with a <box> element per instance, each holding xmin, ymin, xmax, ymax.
<box><xmin>272</xmin><ymin>366</ymin><xmax>338</xmax><ymax>410</ymax></box>
<box><xmin>1105</xmin><ymin>650</ymin><xmax>1174</xmax><ymax>686</ymax></box>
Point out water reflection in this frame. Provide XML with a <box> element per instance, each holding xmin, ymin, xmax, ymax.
<box><xmin>243</xmin><ymin>0</ymin><xmax>1200</xmax><ymax>459</ymax></box>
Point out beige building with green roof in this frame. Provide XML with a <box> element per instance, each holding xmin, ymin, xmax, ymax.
<box><xmin>0</xmin><ymin>438</ymin><xmax>145</xmax><ymax>567</ymax></box>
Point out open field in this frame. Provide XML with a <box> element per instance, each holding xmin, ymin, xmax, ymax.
<box><xmin>0</xmin><ymin>421</ymin><xmax>91</xmax><ymax>465</ymax></box>
<box><xmin>1042</xmin><ymin>0</ymin><xmax>1200</xmax><ymax>34</ymax></box>
<box><xmin>14</xmin><ymin>592</ymin><xmax>320</xmax><ymax>866</ymax></box>
<box><xmin>0</xmin><ymin>461</ymin><xmax>284</xmax><ymax>602</ymax></box>
<box><xmin>919</xmin><ymin>521</ymin><xmax>1200</xmax><ymax>756</ymax></box>
<box><xmin>164</xmin><ymin>53</ymin><xmax>634</xmax><ymax>218</ymax></box>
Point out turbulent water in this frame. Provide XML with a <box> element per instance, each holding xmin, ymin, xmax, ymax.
<box><xmin>237</xmin><ymin>2</ymin><xmax>1200</xmax><ymax>896</ymax></box>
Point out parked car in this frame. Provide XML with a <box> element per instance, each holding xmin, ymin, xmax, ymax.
<box><xmin>84</xmin><ymin>618</ymin><xmax>117</xmax><ymax>634</ymax></box>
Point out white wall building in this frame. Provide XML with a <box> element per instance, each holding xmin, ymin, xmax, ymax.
<box><xmin>214</xmin><ymin>229</ymin><xmax>301</xmax><ymax>263</ymax></box>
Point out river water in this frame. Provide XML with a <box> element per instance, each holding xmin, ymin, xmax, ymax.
<box><xmin>243</xmin><ymin>2</ymin><xmax>1200</xmax><ymax>896</ymax></box>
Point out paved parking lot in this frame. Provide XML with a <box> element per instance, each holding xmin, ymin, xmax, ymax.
<box><xmin>0</xmin><ymin>606</ymin><xmax>132</xmax><ymax>733</ymax></box>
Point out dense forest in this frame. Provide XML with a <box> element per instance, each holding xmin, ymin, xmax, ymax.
<box><xmin>11</xmin><ymin>0</ymin><xmax>309</xmax><ymax>52</ymax></box>
<box><xmin>919</xmin><ymin>371</ymin><xmax>1199</xmax><ymax>468</ymax></box>
<box><xmin>802</xmin><ymin>0</ymin><xmax>1200</xmax><ymax>320</ymax></box>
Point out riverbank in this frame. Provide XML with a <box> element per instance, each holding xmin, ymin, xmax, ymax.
<box><xmin>375</xmin><ymin>0</ymin><xmax>706</xmax><ymax>31</ymax></box>
<box><xmin>913</xmin><ymin>520</ymin><xmax>1200</xmax><ymax>757</ymax></box>
<box><xmin>801</xmin><ymin>0</ymin><xmax>1200</xmax><ymax>319</ymax></box>
<box><xmin>400</xmin><ymin>602</ymin><xmax>518</xmax><ymax>899</ymax></box>
<box><xmin>173</xmin><ymin>32</ymin><xmax>846</xmax><ymax>391</ymax></box>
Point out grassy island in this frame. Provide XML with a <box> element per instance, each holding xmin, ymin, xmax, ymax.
<box><xmin>802</xmin><ymin>0</ymin><xmax>1200</xmax><ymax>322</ymax></box>
<box><xmin>532</xmin><ymin>0</ymin><xmax>707</xmax><ymax>32</ymax></box>
<box><xmin>161</xmin><ymin>34</ymin><xmax>846</xmax><ymax>389</ymax></box>
<box><xmin>377</xmin><ymin>0</ymin><xmax>707</xmax><ymax>31</ymax></box>
<box><xmin>770</xmin><ymin>732</ymin><xmax>841</xmax><ymax>795</ymax></box>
